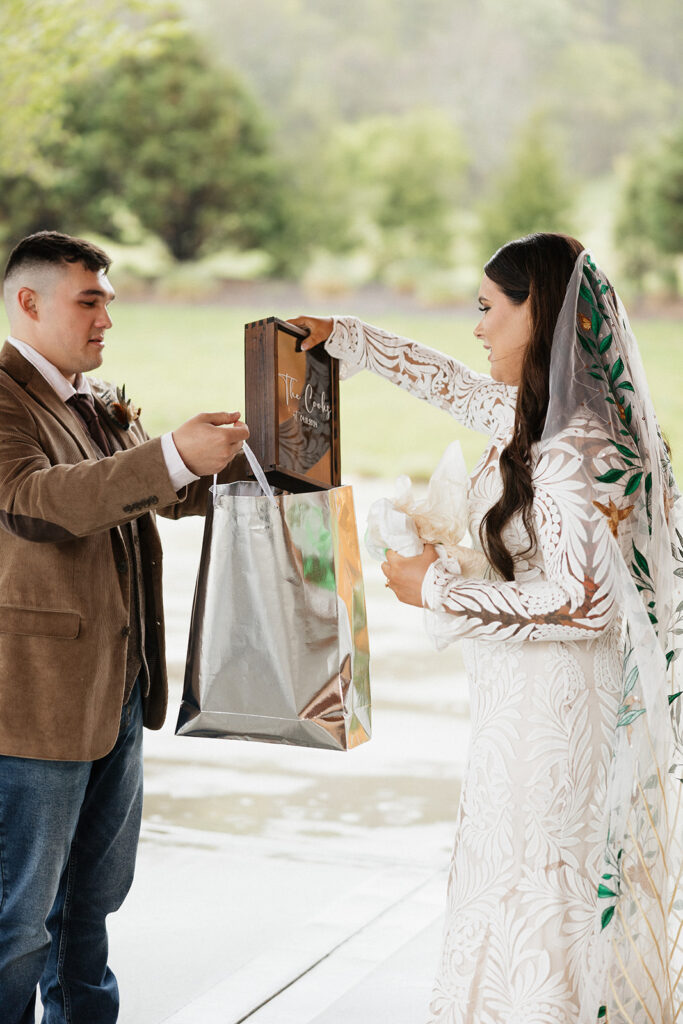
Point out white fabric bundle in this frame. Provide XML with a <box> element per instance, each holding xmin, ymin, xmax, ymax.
<box><xmin>365</xmin><ymin>441</ymin><xmax>488</xmax><ymax>578</ymax></box>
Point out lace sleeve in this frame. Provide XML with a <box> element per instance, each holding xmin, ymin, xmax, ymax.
<box><xmin>422</xmin><ymin>422</ymin><xmax>628</xmax><ymax>644</ymax></box>
<box><xmin>325</xmin><ymin>316</ymin><xmax>516</xmax><ymax>436</ymax></box>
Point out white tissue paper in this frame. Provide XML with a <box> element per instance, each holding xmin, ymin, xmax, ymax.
<box><xmin>364</xmin><ymin>499</ymin><xmax>423</xmax><ymax>560</ymax></box>
<box><xmin>366</xmin><ymin>441</ymin><xmax>481</xmax><ymax>565</ymax></box>
<box><xmin>393</xmin><ymin>441</ymin><xmax>469</xmax><ymax>554</ymax></box>
<box><xmin>366</xmin><ymin>441</ymin><xmax>489</xmax><ymax>647</ymax></box>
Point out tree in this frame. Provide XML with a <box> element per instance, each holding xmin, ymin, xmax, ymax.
<box><xmin>182</xmin><ymin>0</ymin><xmax>683</xmax><ymax>180</ymax></box>
<box><xmin>328</xmin><ymin>109</ymin><xmax>469</xmax><ymax>276</ymax></box>
<box><xmin>46</xmin><ymin>33</ymin><xmax>285</xmax><ymax>261</ymax></box>
<box><xmin>615</xmin><ymin>123</ymin><xmax>683</xmax><ymax>293</ymax></box>
<box><xmin>0</xmin><ymin>0</ymin><xmax>177</xmax><ymax>179</ymax></box>
<box><xmin>647</xmin><ymin>123</ymin><xmax>683</xmax><ymax>256</ymax></box>
<box><xmin>540</xmin><ymin>39</ymin><xmax>675</xmax><ymax>177</ymax></box>
<box><xmin>614</xmin><ymin>152</ymin><xmax>661</xmax><ymax>291</ymax></box>
<box><xmin>478</xmin><ymin>115</ymin><xmax>576</xmax><ymax>260</ymax></box>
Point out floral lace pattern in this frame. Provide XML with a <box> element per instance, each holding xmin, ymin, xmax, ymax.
<box><xmin>328</xmin><ymin>317</ymin><xmax>517</xmax><ymax>436</ymax></box>
<box><xmin>326</xmin><ymin>309</ymin><xmax>682</xmax><ymax>1023</ymax></box>
<box><xmin>423</xmin><ymin>416</ymin><xmax>628</xmax><ymax>647</ymax></box>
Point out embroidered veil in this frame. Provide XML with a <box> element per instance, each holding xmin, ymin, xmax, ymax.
<box><xmin>547</xmin><ymin>253</ymin><xmax>683</xmax><ymax>1021</ymax></box>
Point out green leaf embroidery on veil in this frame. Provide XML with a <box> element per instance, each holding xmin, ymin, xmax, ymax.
<box><xmin>624</xmin><ymin>472</ymin><xmax>643</xmax><ymax>496</ymax></box>
<box><xmin>577</xmin><ymin>263</ymin><xmax>645</xmax><ymax>511</ymax></box>
<box><xmin>598</xmin><ymin>839</ymin><xmax>623</xmax><ymax>932</ymax></box>
<box><xmin>571</xmin><ymin>254</ymin><xmax>683</xmax><ymax>1015</ymax></box>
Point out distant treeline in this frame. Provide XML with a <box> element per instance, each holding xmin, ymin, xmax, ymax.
<box><xmin>1</xmin><ymin>0</ymin><xmax>681</xmax><ymax>295</ymax></box>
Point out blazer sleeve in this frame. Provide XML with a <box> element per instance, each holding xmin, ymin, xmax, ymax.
<box><xmin>157</xmin><ymin>452</ymin><xmax>250</xmax><ymax>520</ymax></box>
<box><xmin>0</xmin><ymin>382</ymin><xmax>186</xmax><ymax>541</ymax></box>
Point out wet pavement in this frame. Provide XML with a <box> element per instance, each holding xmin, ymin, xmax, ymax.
<box><xmin>107</xmin><ymin>479</ymin><xmax>470</xmax><ymax>1023</ymax></box>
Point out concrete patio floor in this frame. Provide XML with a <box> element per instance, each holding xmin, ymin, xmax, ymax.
<box><xmin>105</xmin><ymin>479</ymin><xmax>469</xmax><ymax>1023</ymax></box>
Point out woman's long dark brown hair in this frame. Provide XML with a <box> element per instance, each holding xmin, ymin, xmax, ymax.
<box><xmin>480</xmin><ymin>232</ymin><xmax>585</xmax><ymax>580</ymax></box>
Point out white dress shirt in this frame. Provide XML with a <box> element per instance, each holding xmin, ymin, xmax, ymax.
<box><xmin>6</xmin><ymin>336</ymin><xmax>198</xmax><ymax>491</ymax></box>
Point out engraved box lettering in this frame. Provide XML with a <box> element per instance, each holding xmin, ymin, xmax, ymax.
<box><xmin>244</xmin><ymin>317</ymin><xmax>341</xmax><ymax>491</ymax></box>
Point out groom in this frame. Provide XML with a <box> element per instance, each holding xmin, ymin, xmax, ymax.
<box><xmin>0</xmin><ymin>231</ymin><xmax>249</xmax><ymax>1023</ymax></box>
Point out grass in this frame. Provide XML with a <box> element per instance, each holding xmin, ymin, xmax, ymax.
<box><xmin>0</xmin><ymin>302</ymin><xmax>680</xmax><ymax>480</ymax></box>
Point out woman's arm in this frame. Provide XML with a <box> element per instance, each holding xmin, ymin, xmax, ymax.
<box><xmin>385</xmin><ymin>423</ymin><xmax>630</xmax><ymax>644</ymax></box>
<box><xmin>422</xmin><ymin>563</ymin><xmax>618</xmax><ymax>644</ymax></box>
<box><xmin>290</xmin><ymin>315</ymin><xmax>516</xmax><ymax>436</ymax></box>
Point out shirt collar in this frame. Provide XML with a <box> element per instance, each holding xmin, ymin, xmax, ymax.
<box><xmin>7</xmin><ymin>336</ymin><xmax>91</xmax><ymax>403</ymax></box>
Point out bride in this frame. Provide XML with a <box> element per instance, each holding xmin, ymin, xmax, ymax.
<box><xmin>290</xmin><ymin>232</ymin><xmax>683</xmax><ymax>1023</ymax></box>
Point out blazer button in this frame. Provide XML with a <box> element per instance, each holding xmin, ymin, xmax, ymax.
<box><xmin>121</xmin><ymin>625</ymin><xmax>131</xmax><ymax>637</ymax></box>
<box><xmin>117</xmin><ymin>561</ymin><xmax>127</xmax><ymax>574</ymax></box>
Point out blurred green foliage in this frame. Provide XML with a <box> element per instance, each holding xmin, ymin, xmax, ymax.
<box><xmin>0</xmin><ymin>0</ymin><xmax>179</xmax><ymax>178</ymax></box>
<box><xmin>1</xmin><ymin>0</ymin><xmax>682</xmax><ymax>294</ymax></box>
<box><xmin>615</xmin><ymin>121</ymin><xmax>683</xmax><ymax>293</ymax></box>
<box><xmin>652</xmin><ymin>125</ymin><xmax>683</xmax><ymax>256</ymax></box>
<box><xmin>540</xmin><ymin>39</ymin><xmax>676</xmax><ymax>178</ymax></box>
<box><xmin>0</xmin><ymin>31</ymin><xmax>285</xmax><ymax>263</ymax></box>
<box><xmin>477</xmin><ymin>115</ymin><xmax>576</xmax><ymax>261</ymax></box>
<box><xmin>327</xmin><ymin>111</ymin><xmax>468</xmax><ymax>274</ymax></box>
<box><xmin>184</xmin><ymin>0</ymin><xmax>682</xmax><ymax>180</ymax></box>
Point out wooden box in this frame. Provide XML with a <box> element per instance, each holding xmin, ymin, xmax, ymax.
<box><xmin>244</xmin><ymin>317</ymin><xmax>340</xmax><ymax>491</ymax></box>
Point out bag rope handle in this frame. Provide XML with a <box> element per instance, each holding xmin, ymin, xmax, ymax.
<box><xmin>212</xmin><ymin>441</ymin><xmax>278</xmax><ymax>508</ymax></box>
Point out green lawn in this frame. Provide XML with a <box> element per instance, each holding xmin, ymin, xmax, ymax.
<box><xmin>1</xmin><ymin>303</ymin><xmax>680</xmax><ymax>479</ymax></box>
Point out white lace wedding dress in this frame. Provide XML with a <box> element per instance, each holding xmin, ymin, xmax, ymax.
<box><xmin>326</xmin><ymin>318</ymin><xmax>631</xmax><ymax>1024</ymax></box>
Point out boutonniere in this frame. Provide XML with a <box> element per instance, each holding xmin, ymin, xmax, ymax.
<box><xmin>101</xmin><ymin>384</ymin><xmax>141</xmax><ymax>430</ymax></box>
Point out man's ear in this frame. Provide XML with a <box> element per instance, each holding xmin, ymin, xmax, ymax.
<box><xmin>17</xmin><ymin>286</ymin><xmax>39</xmax><ymax>319</ymax></box>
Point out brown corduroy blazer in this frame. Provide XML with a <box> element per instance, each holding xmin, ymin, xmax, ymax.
<box><xmin>0</xmin><ymin>341</ymin><xmax>245</xmax><ymax>761</ymax></box>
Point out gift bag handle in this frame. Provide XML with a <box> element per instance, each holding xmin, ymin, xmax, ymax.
<box><xmin>212</xmin><ymin>441</ymin><xmax>278</xmax><ymax>508</ymax></box>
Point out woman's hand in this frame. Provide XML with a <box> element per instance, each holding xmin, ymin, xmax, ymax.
<box><xmin>287</xmin><ymin>315</ymin><xmax>334</xmax><ymax>351</ymax></box>
<box><xmin>381</xmin><ymin>545</ymin><xmax>438</xmax><ymax>607</ymax></box>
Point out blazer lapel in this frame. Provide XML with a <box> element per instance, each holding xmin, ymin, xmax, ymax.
<box><xmin>90</xmin><ymin>381</ymin><xmax>138</xmax><ymax>454</ymax></box>
<box><xmin>0</xmin><ymin>340</ymin><xmax>97</xmax><ymax>460</ymax></box>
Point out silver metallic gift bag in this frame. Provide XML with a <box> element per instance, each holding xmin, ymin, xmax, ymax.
<box><xmin>175</xmin><ymin>466</ymin><xmax>371</xmax><ymax>751</ymax></box>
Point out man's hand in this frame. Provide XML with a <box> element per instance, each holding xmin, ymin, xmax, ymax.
<box><xmin>381</xmin><ymin>545</ymin><xmax>439</xmax><ymax>607</ymax></box>
<box><xmin>173</xmin><ymin>412</ymin><xmax>249</xmax><ymax>477</ymax></box>
<box><xmin>286</xmin><ymin>316</ymin><xmax>334</xmax><ymax>351</ymax></box>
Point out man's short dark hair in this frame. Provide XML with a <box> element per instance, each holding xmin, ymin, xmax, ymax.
<box><xmin>4</xmin><ymin>231</ymin><xmax>112</xmax><ymax>281</ymax></box>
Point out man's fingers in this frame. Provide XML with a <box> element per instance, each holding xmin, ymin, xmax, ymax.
<box><xmin>218</xmin><ymin>422</ymin><xmax>250</xmax><ymax>459</ymax></box>
<box><xmin>222</xmin><ymin>422</ymin><xmax>250</xmax><ymax>440</ymax></box>
<box><xmin>172</xmin><ymin>412</ymin><xmax>251</xmax><ymax>477</ymax></box>
<box><xmin>198</xmin><ymin>411</ymin><xmax>243</xmax><ymax>426</ymax></box>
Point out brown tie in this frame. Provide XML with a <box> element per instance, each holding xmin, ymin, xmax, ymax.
<box><xmin>67</xmin><ymin>393</ymin><xmax>112</xmax><ymax>456</ymax></box>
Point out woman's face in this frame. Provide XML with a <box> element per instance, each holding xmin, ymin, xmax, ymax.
<box><xmin>474</xmin><ymin>274</ymin><xmax>532</xmax><ymax>386</ymax></box>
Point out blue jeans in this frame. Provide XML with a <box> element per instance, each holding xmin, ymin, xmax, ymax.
<box><xmin>0</xmin><ymin>682</ymin><xmax>143</xmax><ymax>1024</ymax></box>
